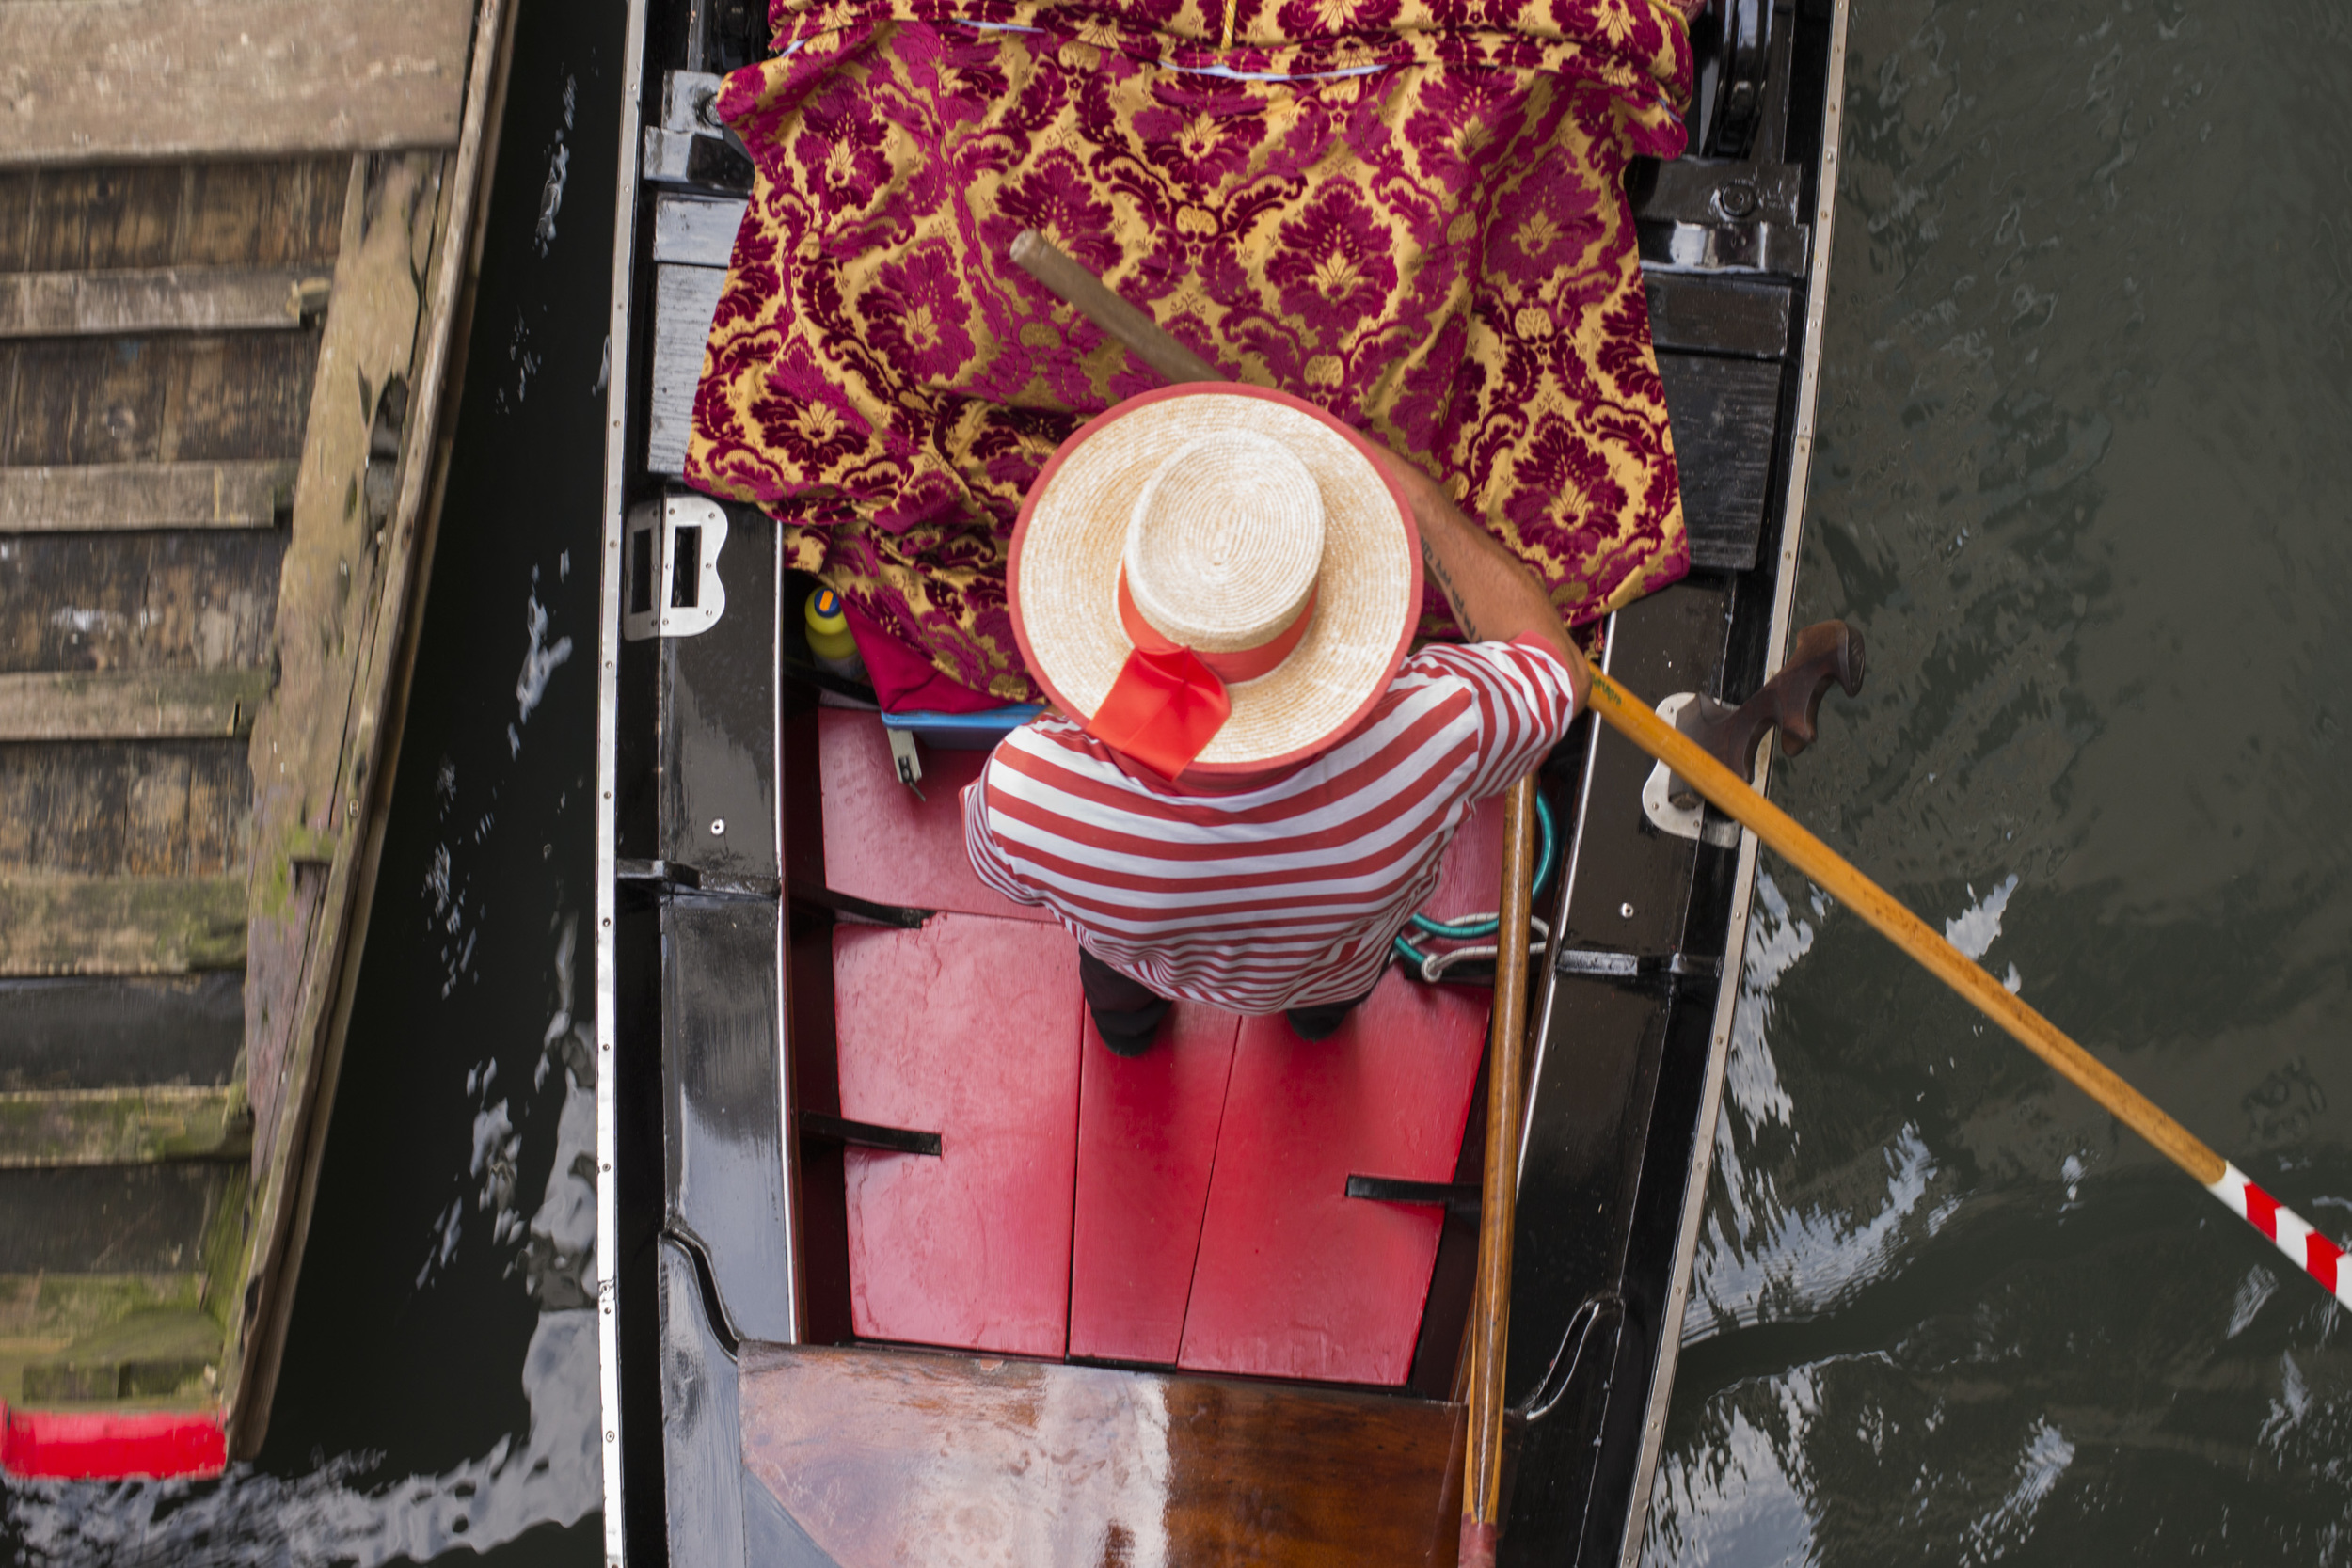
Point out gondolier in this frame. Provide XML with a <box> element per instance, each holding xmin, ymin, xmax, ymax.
<box><xmin>963</xmin><ymin>381</ymin><xmax>1589</xmax><ymax>1053</ymax></box>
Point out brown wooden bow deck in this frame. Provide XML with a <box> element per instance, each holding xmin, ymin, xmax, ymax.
<box><xmin>0</xmin><ymin>0</ymin><xmax>508</xmax><ymax>1466</ymax></box>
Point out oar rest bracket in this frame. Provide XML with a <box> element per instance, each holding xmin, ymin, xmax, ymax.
<box><xmin>1643</xmin><ymin>620</ymin><xmax>1866</xmax><ymax>842</ymax></box>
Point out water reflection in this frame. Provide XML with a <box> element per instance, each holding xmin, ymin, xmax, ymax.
<box><xmin>1650</xmin><ymin>0</ymin><xmax>2352</xmax><ymax>1559</ymax></box>
<box><xmin>2</xmin><ymin>917</ymin><xmax>600</xmax><ymax>1564</ymax></box>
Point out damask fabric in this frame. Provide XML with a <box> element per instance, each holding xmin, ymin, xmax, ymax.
<box><xmin>689</xmin><ymin>0</ymin><xmax>1697</xmax><ymax>705</ymax></box>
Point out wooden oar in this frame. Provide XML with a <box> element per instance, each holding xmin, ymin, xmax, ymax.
<box><xmin>1460</xmin><ymin>775</ymin><xmax>1538</xmax><ymax>1568</ymax></box>
<box><xmin>1581</xmin><ymin>654</ymin><xmax>2352</xmax><ymax>1312</ymax></box>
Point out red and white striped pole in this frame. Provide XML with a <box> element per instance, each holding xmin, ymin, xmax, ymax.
<box><xmin>1584</xmin><ymin>664</ymin><xmax>2352</xmax><ymax>1308</ymax></box>
<box><xmin>2208</xmin><ymin>1164</ymin><xmax>2352</xmax><ymax>1307</ymax></box>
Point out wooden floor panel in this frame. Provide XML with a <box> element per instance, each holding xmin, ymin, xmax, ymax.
<box><xmin>739</xmin><ymin>1343</ymin><xmax>1465</xmax><ymax>1568</ymax></box>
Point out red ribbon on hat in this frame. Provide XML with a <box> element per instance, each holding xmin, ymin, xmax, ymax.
<box><xmin>1084</xmin><ymin>569</ymin><xmax>1317</xmax><ymax>778</ymax></box>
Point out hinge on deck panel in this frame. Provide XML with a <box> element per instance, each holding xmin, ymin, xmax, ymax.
<box><xmin>622</xmin><ymin>495</ymin><xmax>728</xmax><ymax>641</ymax></box>
<box><xmin>1551</xmin><ymin>948</ymin><xmax>1723</xmax><ymax>988</ymax></box>
<box><xmin>796</xmin><ymin>1110</ymin><xmax>942</xmax><ymax>1157</ymax></box>
<box><xmin>1344</xmin><ymin>1175</ymin><xmax>1481</xmax><ymax>1221</ymax></box>
<box><xmin>617</xmin><ymin>858</ymin><xmax>777</xmax><ymax>901</ymax></box>
<box><xmin>787</xmin><ymin>879</ymin><xmax>932</xmax><ymax>929</ymax></box>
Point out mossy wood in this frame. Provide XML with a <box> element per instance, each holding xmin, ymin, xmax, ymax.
<box><xmin>0</xmin><ymin>0</ymin><xmax>507</xmax><ymax>1460</ymax></box>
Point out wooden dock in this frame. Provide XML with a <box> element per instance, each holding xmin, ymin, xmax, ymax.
<box><xmin>0</xmin><ymin>0</ymin><xmax>507</xmax><ymax>1467</ymax></box>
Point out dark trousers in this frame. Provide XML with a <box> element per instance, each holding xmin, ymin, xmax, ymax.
<box><xmin>1078</xmin><ymin>948</ymin><xmax>1374</xmax><ymax>1048</ymax></box>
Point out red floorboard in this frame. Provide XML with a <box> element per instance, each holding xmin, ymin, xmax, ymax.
<box><xmin>833</xmin><ymin>913</ymin><xmax>1083</xmax><ymax>1358</ymax></box>
<box><xmin>1175</xmin><ymin>969</ymin><xmax>1490</xmax><ymax>1385</ymax></box>
<box><xmin>1067</xmin><ymin>1004</ymin><xmax>1243</xmax><ymax>1365</ymax></box>
<box><xmin>817</xmin><ymin>708</ymin><xmax>1051</xmax><ymax>923</ymax></box>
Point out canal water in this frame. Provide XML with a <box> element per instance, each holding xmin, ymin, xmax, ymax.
<box><xmin>1645</xmin><ymin>0</ymin><xmax>2352</xmax><ymax>1563</ymax></box>
<box><xmin>5</xmin><ymin>0</ymin><xmax>623</xmax><ymax>1560</ymax></box>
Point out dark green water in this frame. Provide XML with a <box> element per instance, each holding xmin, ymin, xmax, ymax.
<box><xmin>1646</xmin><ymin>0</ymin><xmax>2352</xmax><ymax>1561</ymax></box>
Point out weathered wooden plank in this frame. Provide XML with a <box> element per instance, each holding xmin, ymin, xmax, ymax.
<box><xmin>0</xmin><ymin>332</ymin><xmax>318</xmax><ymax>466</ymax></box>
<box><xmin>0</xmin><ymin>873</ymin><xmax>246</xmax><ymax>975</ymax></box>
<box><xmin>0</xmin><ymin>670</ymin><xmax>271</xmax><ymax>741</ymax></box>
<box><xmin>0</xmin><ymin>532</ymin><xmax>288</xmax><ymax>673</ymax></box>
<box><xmin>0</xmin><ymin>267</ymin><xmax>331</xmax><ymax>339</ymax></box>
<box><xmin>652</xmin><ymin>193</ymin><xmax>747</xmax><ymax>268</ymax></box>
<box><xmin>0</xmin><ymin>1165</ymin><xmax>221</xmax><ymax>1272</ymax></box>
<box><xmin>0</xmin><ymin>460</ymin><xmax>295</xmax><ymax>532</ymax></box>
<box><xmin>0</xmin><ymin>1271</ymin><xmax>208</xmax><ymax>1408</ymax></box>
<box><xmin>0</xmin><ymin>741</ymin><xmax>249</xmax><ymax>878</ymax></box>
<box><xmin>19</xmin><ymin>1306</ymin><xmax>222</xmax><ymax>1402</ymax></box>
<box><xmin>230</xmin><ymin>0</ymin><xmax>508</xmax><ymax>1455</ymax></box>
<box><xmin>242</xmin><ymin>149</ymin><xmax>439</xmax><ymax>1269</ymax></box>
<box><xmin>0</xmin><ymin>0</ymin><xmax>480</xmax><ymax>168</ymax></box>
<box><xmin>0</xmin><ymin>1085</ymin><xmax>249</xmax><ymax>1168</ymax></box>
<box><xmin>0</xmin><ymin>158</ymin><xmax>345</xmax><ymax>275</ymax></box>
<box><xmin>1659</xmin><ymin>351</ymin><xmax>1782</xmax><ymax>573</ymax></box>
<box><xmin>0</xmin><ymin>975</ymin><xmax>243</xmax><ymax>1091</ymax></box>
<box><xmin>649</xmin><ymin>263</ymin><xmax>725</xmax><ymax>475</ymax></box>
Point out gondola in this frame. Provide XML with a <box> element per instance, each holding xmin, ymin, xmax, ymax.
<box><xmin>592</xmin><ymin>0</ymin><xmax>1851</xmax><ymax>1560</ymax></box>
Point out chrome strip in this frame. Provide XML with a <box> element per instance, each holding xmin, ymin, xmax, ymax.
<box><xmin>1518</xmin><ymin>610</ymin><xmax>1617</xmax><ymax>1173</ymax></box>
<box><xmin>1617</xmin><ymin>3</ymin><xmax>1852</xmax><ymax>1561</ymax></box>
<box><xmin>596</xmin><ymin>0</ymin><xmax>651</xmax><ymax>1558</ymax></box>
<box><xmin>771</xmin><ymin>527</ymin><xmax>804</xmax><ymax>1343</ymax></box>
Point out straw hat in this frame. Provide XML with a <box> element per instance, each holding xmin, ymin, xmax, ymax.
<box><xmin>1009</xmin><ymin>384</ymin><xmax>1421</xmax><ymax>779</ymax></box>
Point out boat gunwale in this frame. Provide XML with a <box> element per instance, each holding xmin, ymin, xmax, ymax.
<box><xmin>596</xmin><ymin>0</ymin><xmax>655</xmax><ymax>1560</ymax></box>
<box><xmin>1610</xmin><ymin>2</ymin><xmax>1854</xmax><ymax>1560</ymax></box>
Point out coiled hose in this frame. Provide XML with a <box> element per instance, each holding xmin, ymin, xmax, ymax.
<box><xmin>1393</xmin><ymin>791</ymin><xmax>1557</xmax><ymax>983</ymax></box>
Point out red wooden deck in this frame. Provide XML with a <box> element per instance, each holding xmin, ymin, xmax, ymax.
<box><xmin>820</xmin><ymin>709</ymin><xmax>1497</xmax><ymax>1382</ymax></box>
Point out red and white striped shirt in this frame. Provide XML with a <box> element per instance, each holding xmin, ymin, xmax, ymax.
<box><xmin>962</xmin><ymin>638</ymin><xmax>1580</xmax><ymax>1012</ymax></box>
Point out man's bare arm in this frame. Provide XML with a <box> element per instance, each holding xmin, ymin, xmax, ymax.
<box><xmin>1367</xmin><ymin>447</ymin><xmax>1589</xmax><ymax>708</ymax></box>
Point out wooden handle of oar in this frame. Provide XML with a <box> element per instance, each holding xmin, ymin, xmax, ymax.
<box><xmin>1459</xmin><ymin>773</ymin><xmax>1539</xmax><ymax>1568</ymax></box>
<box><xmin>1009</xmin><ymin>230</ymin><xmax>1225</xmax><ymax>386</ymax></box>
<box><xmin>1581</xmin><ymin>657</ymin><xmax>2227</xmax><ymax>1187</ymax></box>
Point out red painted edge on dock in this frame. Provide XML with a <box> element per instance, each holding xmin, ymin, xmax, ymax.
<box><xmin>0</xmin><ymin>1403</ymin><xmax>227</xmax><ymax>1481</ymax></box>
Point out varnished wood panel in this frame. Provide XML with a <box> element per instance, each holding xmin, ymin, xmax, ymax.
<box><xmin>0</xmin><ymin>873</ymin><xmax>246</xmax><ymax>975</ymax></box>
<box><xmin>0</xmin><ymin>460</ymin><xmax>296</xmax><ymax>532</ymax></box>
<box><xmin>0</xmin><ymin>740</ymin><xmax>248</xmax><ymax>876</ymax></box>
<box><xmin>0</xmin><ymin>267</ymin><xmax>330</xmax><ymax>339</ymax></box>
<box><xmin>0</xmin><ymin>332</ymin><xmax>319</xmax><ymax>467</ymax></box>
<box><xmin>0</xmin><ymin>532</ymin><xmax>288</xmax><ymax>674</ymax></box>
<box><xmin>0</xmin><ymin>1085</ymin><xmax>248</xmax><ymax>1168</ymax></box>
<box><xmin>1658</xmin><ymin>352</ymin><xmax>1781</xmax><ymax>572</ymax></box>
<box><xmin>739</xmin><ymin>1343</ymin><xmax>1467</xmax><ymax>1567</ymax></box>
<box><xmin>0</xmin><ymin>670</ymin><xmax>270</xmax><ymax>741</ymax></box>
<box><xmin>1643</xmin><ymin>273</ymin><xmax>1791</xmax><ymax>360</ymax></box>
<box><xmin>0</xmin><ymin>158</ymin><xmax>346</xmax><ymax>275</ymax></box>
<box><xmin>0</xmin><ymin>0</ymin><xmax>478</xmax><ymax>168</ymax></box>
